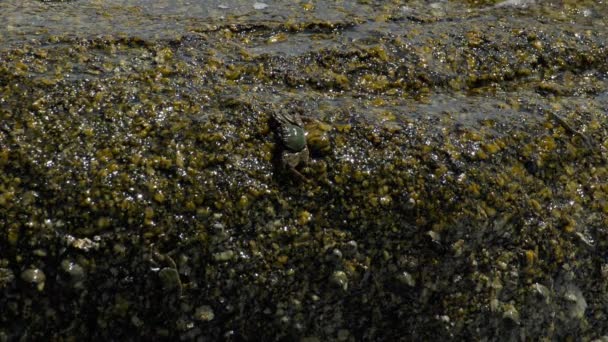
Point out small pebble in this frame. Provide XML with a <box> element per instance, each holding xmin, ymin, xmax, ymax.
<box><xmin>21</xmin><ymin>268</ymin><xmax>46</xmax><ymax>291</ymax></box>
<box><xmin>330</xmin><ymin>271</ymin><xmax>348</xmax><ymax>291</ymax></box>
<box><xmin>195</xmin><ymin>305</ymin><xmax>215</xmax><ymax>321</ymax></box>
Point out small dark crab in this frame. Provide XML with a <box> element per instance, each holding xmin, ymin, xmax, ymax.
<box><xmin>272</xmin><ymin>108</ymin><xmax>310</xmax><ymax>182</ymax></box>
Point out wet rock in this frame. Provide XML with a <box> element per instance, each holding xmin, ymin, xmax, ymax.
<box><xmin>60</xmin><ymin>259</ymin><xmax>86</xmax><ymax>288</ymax></box>
<box><xmin>563</xmin><ymin>285</ymin><xmax>587</xmax><ymax>320</ymax></box>
<box><xmin>502</xmin><ymin>303</ymin><xmax>520</xmax><ymax>325</ymax></box>
<box><xmin>0</xmin><ymin>0</ymin><xmax>607</xmax><ymax>340</ymax></box>
<box><xmin>195</xmin><ymin>305</ymin><xmax>215</xmax><ymax>322</ymax></box>
<box><xmin>330</xmin><ymin>271</ymin><xmax>348</xmax><ymax>291</ymax></box>
<box><xmin>212</xmin><ymin>250</ymin><xmax>235</xmax><ymax>262</ymax></box>
<box><xmin>396</xmin><ymin>271</ymin><xmax>416</xmax><ymax>287</ymax></box>
<box><xmin>158</xmin><ymin>267</ymin><xmax>182</xmax><ymax>296</ymax></box>
<box><xmin>306</xmin><ymin>126</ymin><xmax>332</xmax><ymax>157</ymax></box>
<box><xmin>253</xmin><ymin>2</ymin><xmax>268</xmax><ymax>10</ymax></box>
<box><xmin>0</xmin><ymin>268</ymin><xmax>15</xmax><ymax>289</ymax></box>
<box><xmin>21</xmin><ymin>268</ymin><xmax>46</xmax><ymax>291</ymax></box>
<box><xmin>531</xmin><ymin>282</ymin><xmax>551</xmax><ymax>303</ymax></box>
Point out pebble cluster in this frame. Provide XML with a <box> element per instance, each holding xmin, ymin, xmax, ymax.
<box><xmin>1</xmin><ymin>0</ymin><xmax>607</xmax><ymax>340</ymax></box>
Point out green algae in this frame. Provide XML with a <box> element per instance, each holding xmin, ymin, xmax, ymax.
<box><xmin>1</xmin><ymin>0</ymin><xmax>608</xmax><ymax>340</ymax></box>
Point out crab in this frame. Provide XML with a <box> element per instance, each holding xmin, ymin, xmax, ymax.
<box><xmin>272</xmin><ymin>108</ymin><xmax>310</xmax><ymax>182</ymax></box>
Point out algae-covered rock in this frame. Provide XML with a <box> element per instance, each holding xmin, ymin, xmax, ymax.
<box><xmin>0</xmin><ymin>0</ymin><xmax>607</xmax><ymax>340</ymax></box>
